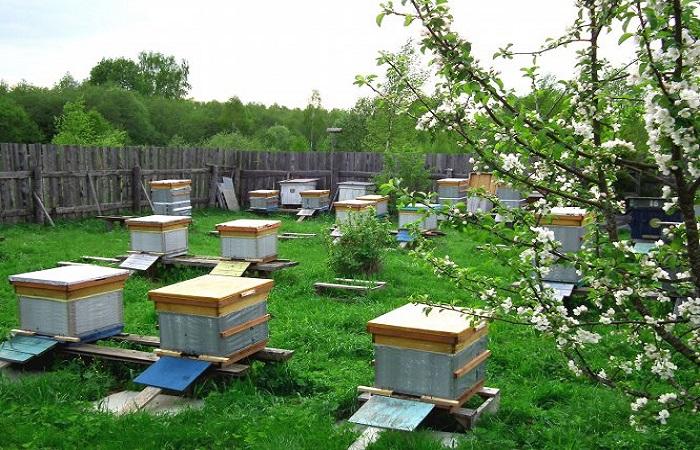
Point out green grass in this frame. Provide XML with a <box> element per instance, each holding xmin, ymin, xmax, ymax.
<box><xmin>0</xmin><ymin>210</ymin><xmax>696</xmax><ymax>449</ymax></box>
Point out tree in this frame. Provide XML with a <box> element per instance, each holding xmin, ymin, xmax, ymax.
<box><xmin>303</xmin><ymin>89</ymin><xmax>324</xmax><ymax>150</ymax></box>
<box><xmin>0</xmin><ymin>96</ymin><xmax>42</xmax><ymax>142</ymax></box>
<box><xmin>89</xmin><ymin>57</ymin><xmax>142</xmax><ymax>92</ymax></box>
<box><xmin>263</xmin><ymin>125</ymin><xmax>292</xmax><ymax>150</ymax></box>
<box><xmin>366</xmin><ymin>0</ymin><xmax>700</xmax><ymax>427</ymax></box>
<box><xmin>52</xmin><ymin>99</ymin><xmax>127</xmax><ymax>146</ymax></box>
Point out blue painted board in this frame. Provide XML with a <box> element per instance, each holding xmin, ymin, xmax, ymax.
<box><xmin>133</xmin><ymin>356</ymin><xmax>211</xmax><ymax>392</ymax></box>
<box><xmin>0</xmin><ymin>335</ymin><xmax>57</xmax><ymax>363</ymax></box>
<box><xmin>633</xmin><ymin>242</ymin><xmax>656</xmax><ymax>254</ymax></box>
<box><xmin>349</xmin><ymin>395</ymin><xmax>434</xmax><ymax>431</ymax></box>
<box><xmin>396</xmin><ymin>229</ymin><xmax>414</xmax><ymax>243</ymax></box>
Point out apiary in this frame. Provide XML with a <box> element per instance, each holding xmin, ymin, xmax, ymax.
<box><xmin>398</xmin><ymin>204</ymin><xmax>439</xmax><ymax>231</ymax></box>
<box><xmin>437</xmin><ymin>178</ymin><xmax>469</xmax><ymax>199</ymax></box>
<box><xmin>149</xmin><ymin>275</ymin><xmax>274</xmax><ymax>358</ymax></box>
<box><xmin>356</xmin><ymin>194</ymin><xmax>389</xmax><ymax>216</ymax></box>
<box><xmin>8</xmin><ymin>265</ymin><xmax>130</xmax><ymax>340</ymax></box>
<box><xmin>150</xmin><ymin>179</ymin><xmax>192</xmax><ymax>216</ymax></box>
<box><xmin>278</xmin><ymin>178</ymin><xmax>319</xmax><ymax>206</ymax></box>
<box><xmin>368</xmin><ymin>303</ymin><xmax>489</xmax><ymax>400</ymax></box>
<box><xmin>627</xmin><ymin>197</ymin><xmax>682</xmax><ymax>241</ymax></box>
<box><xmin>334</xmin><ymin>199</ymin><xmax>375</xmax><ymax>224</ymax></box>
<box><xmin>216</xmin><ymin>219</ymin><xmax>281</xmax><ymax>262</ymax></box>
<box><xmin>300</xmin><ymin>190</ymin><xmax>331</xmax><ymax>210</ymax></box>
<box><xmin>337</xmin><ymin>181</ymin><xmax>376</xmax><ymax>201</ymax></box>
<box><xmin>249</xmin><ymin>190</ymin><xmax>279</xmax><ymax>211</ymax></box>
<box><xmin>126</xmin><ymin>215</ymin><xmax>191</xmax><ymax>256</ymax></box>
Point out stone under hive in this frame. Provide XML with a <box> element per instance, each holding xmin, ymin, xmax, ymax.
<box><xmin>148</xmin><ymin>275</ymin><xmax>274</xmax><ymax>359</ymax></box>
<box><xmin>126</xmin><ymin>215</ymin><xmax>191</xmax><ymax>256</ymax></box>
<box><xmin>8</xmin><ymin>265</ymin><xmax>130</xmax><ymax>340</ymax></box>
<box><xmin>337</xmin><ymin>181</ymin><xmax>376</xmax><ymax>201</ymax></box>
<box><xmin>249</xmin><ymin>190</ymin><xmax>279</xmax><ymax>211</ymax></box>
<box><xmin>278</xmin><ymin>178</ymin><xmax>318</xmax><ymax>206</ymax></box>
<box><xmin>150</xmin><ymin>179</ymin><xmax>192</xmax><ymax>216</ymax></box>
<box><xmin>216</xmin><ymin>219</ymin><xmax>281</xmax><ymax>262</ymax></box>
<box><xmin>367</xmin><ymin>303</ymin><xmax>489</xmax><ymax>400</ymax></box>
<box><xmin>334</xmin><ymin>199</ymin><xmax>374</xmax><ymax>224</ymax></box>
<box><xmin>300</xmin><ymin>190</ymin><xmax>331</xmax><ymax>210</ymax></box>
<box><xmin>437</xmin><ymin>178</ymin><xmax>469</xmax><ymax>199</ymax></box>
<box><xmin>355</xmin><ymin>194</ymin><xmax>389</xmax><ymax>216</ymax></box>
<box><xmin>398</xmin><ymin>204</ymin><xmax>439</xmax><ymax>231</ymax></box>
<box><xmin>538</xmin><ymin>207</ymin><xmax>590</xmax><ymax>283</ymax></box>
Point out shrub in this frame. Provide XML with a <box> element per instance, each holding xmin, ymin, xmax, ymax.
<box><xmin>326</xmin><ymin>211</ymin><xmax>393</xmax><ymax>276</ymax></box>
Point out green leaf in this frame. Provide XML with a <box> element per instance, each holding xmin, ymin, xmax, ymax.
<box><xmin>404</xmin><ymin>14</ymin><xmax>415</xmax><ymax>26</ymax></box>
<box><xmin>618</xmin><ymin>32</ymin><xmax>633</xmax><ymax>45</ymax></box>
<box><xmin>376</xmin><ymin>12</ymin><xmax>385</xmax><ymax>27</ymax></box>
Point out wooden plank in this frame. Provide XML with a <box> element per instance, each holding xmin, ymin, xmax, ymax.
<box><xmin>114</xmin><ymin>386</ymin><xmax>162</xmax><ymax>415</ymax></box>
<box><xmin>453</xmin><ymin>350</ymin><xmax>491</xmax><ymax>378</ymax></box>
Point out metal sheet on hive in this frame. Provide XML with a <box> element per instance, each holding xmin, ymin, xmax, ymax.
<box><xmin>543</xmin><ymin>281</ymin><xmax>575</xmax><ymax>301</ymax></box>
<box><xmin>348</xmin><ymin>395</ymin><xmax>434</xmax><ymax>432</ymax></box>
<box><xmin>0</xmin><ymin>335</ymin><xmax>57</xmax><ymax>363</ymax></box>
<box><xmin>133</xmin><ymin>356</ymin><xmax>211</xmax><ymax>392</ymax></box>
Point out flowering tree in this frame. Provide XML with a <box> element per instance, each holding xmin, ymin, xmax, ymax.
<box><xmin>358</xmin><ymin>0</ymin><xmax>700</xmax><ymax>427</ymax></box>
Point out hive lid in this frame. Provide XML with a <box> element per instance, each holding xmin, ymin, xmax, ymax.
<box><xmin>437</xmin><ymin>178</ymin><xmax>469</xmax><ymax>186</ymax></box>
<box><xmin>8</xmin><ymin>265</ymin><xmax>130</xmax><ymax>290</ymax></box>
<box><xmin>540</xmin><ymin>207</ymin><xmax>590</xmax><ymax>225</ymax></box>
<box><xmin>367</xmin><ymin>303</ymin><xmax>481</xmax><ymax>344</ymax></box>
<box><xmin>337</xmin><ymin>181</ymin><xmax>376</xmax><ymax>187</ymax></box>
<box><xmin>249</xmin><ymin>190</ymin><xmax>279</xmax><ymax>197</ymax></box>
<box><xmin>216</xmin><ymin>219</ymin><xmax>281</xmax><ymax>232</ymax></box>
<box><xmin>279</xmin><ymin>178</ymin><xmax>319</xmax><ymax>184</ymax></box>
<box><xmin>300</xmin><ymin>190</ymin><xmax>330</xmax><ymax>197</ymax></box>
<box><xmin>399</xmin><ymin>204</ymin><xmax>434</xmax><ymax>212</ymax></box>
<box><xmin>150</xmin><ymin>179</ymin><xmax>192</xmax><ymax>189</ymax></box>
<box><xmin>148</xmin><ymin>275</ymin><xmax>273</xmax><ymax>304</ymax></box>
<box><xmin>126</xmin><ymin>215</ymin><xmax>192</xmax><ymax>228</ymax></box>
<box><xmin>356</xmin><ymin>195</ymin><xmax>388</xmax><ymax>202</ymax></box>
<box><xmin>334</xmin><ymin>199</ymin><xmax>374</xmax><ymax>209</ymax></box>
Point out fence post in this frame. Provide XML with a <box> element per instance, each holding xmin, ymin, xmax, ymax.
<box><xmin>131</xmin><ymin>165</ymin><xmax>142</xmax><ymax>213</ymax></box>
<box><xmin>208</xmin><ymin>164</ymin><xmax>219</xmax><ymax>207</ymax></box>
<box><xmin>31</xmin><ymin>158</ymin><xmax>44</xmax><ymax>224</ymax></box>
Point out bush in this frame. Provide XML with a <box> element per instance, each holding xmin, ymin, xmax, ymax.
<box><xmin>326</xmin><ymin>211</ymin><xmax>393</xmax><ymax>276</ymax></box>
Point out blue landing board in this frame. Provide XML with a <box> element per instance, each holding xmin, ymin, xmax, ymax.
<box><xmin>133</xmin><ymin>356</ymin><xmax>211</xmax><ymax>392</ymax></box>
<box><xmin>396</xmin><ymin>229</ymin><xmax>414</xmax><ymax>243</ymax></box>
<box><xmin>0</xmin><ymin>335</ymin><xmax>58</xmax><ymax>363</ymax></box>
<box><xmin>633</xmin><ymin>242</ymin><xmax>656</xmax><ymax>254</ymax></box>
<box><xmin>349</xmin><ymin>395</ymin><xmax>434</xmax><ymax>432</ymax></box>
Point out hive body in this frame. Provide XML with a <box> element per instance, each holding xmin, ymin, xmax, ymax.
<box><xmin>8</xmin><ymin>265</ymin><xmax>129</xmax><ymax>340</ymax></box>
<box><xmin>126</xmin><ymin>215</ymin><xmax>191</xmax><ymax>256</ymax></box>
<box><xmin>278</xmin><ymin>179</ymin><xmax>318</xmax><ymax>206</ymax></box>
<box><xmin>437</xmin><ymin>178</ymin><xmax>469</xmax><ymax>199</ymax></box>
<box><xmin>398</xmin><ymin>205</ymin><xmax>439</xmax><ymax>231</ymax></box>
<box><xmin>150</xmin><ymin>179</ymin><xmax>192</xmax><ymax>216</ymax></box>
<box><xmin>216</xmin><ymin>219</ymin><xmax>281</xmax><ymax>261</ymax></box>
<box><xmin>300</xmin><ymin>190</ymin><xmax>331</xmax><ymax>210</ymax></box>
<box><xmin>334</xmin><ymin>200</ymin><xmax>374</xmax><ymax>224</ymax></box>
<box><xmin>149</xmin><ymin>275</ymin><xmax>274</xmax><ymax>357</ymax></box>
<box><xmin>337</xmin><ymin>181</ymin><xmax>376</xmax><ymax>201</ymax></box>
<box><xmin>627</xmin><ymin>197</ymin><xmax>682</xmax><ymax>240</ymax></box>
<box><xmin>249</xmin><ymin>190</ymin><xmax>279</xmax><ymax>211</ymax></box>
<box><xmin>355</xmin><ymin>195</ymin><xmax>389</xmax><ymax>216</ymax></box>
<box><xmin>539</xmin><ymin>207</ymin><xmax>590</xmax><ymax>283</ymax></box>
<box><xmin>368</xmin><ymin>303</ymin><xmax>489</xmax><ymax>400</ymax></box>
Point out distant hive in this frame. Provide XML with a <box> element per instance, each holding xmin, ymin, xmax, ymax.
<box><xmin>126</xmin><ymin>215</ymin><xmax>192</xmax><ymax>257</ymax></box>
<box><xmin>537</xmin><ymin>206</ymin><xmax>592</xmax><ymax>283</ymax></box>
<box><xmin>300</xmin><ymin>190</ymin><xmax>331</xmax><ymax>210</ymax></box>
<box><xmin>398</xmin><ymin>204</ymin><xmax>439</xmax><ymax>231</ymax></box>
<box><xmin>150</xmin><ymin>179</ymin><xmax>192</xmax><ymax>216</ymax></box>
<box><xmin>216</xmin><ymin>219</ymin><xmax>281</xmax><ymax>262</ymax></box>
<box><xmin>278</xmin><ymin>179</ymin><xmax>318</xmax><ymax>206</ymax></box>
<box><xmin>334</xmin><ymin>199</ymin><xmax>375</xmax><ymax>224</ymax></box>
<box><xmin>337</xmin><ymin>181</ymin><xmax>376</xmax><ymax>201</ymax></box>
<box><xmin>356</xmin><ymin>195</ymin><xmax>389</xmax><ymax>216</ymax></box>
<box><xmin>8</xmin><ymin>265</ymin><xmax>130</xmax><ymax>341</ymax></box>
<box><xmin>249</xmin><ymin>190</ymin><xmax>279</xmax><ymax>211</ymax></box>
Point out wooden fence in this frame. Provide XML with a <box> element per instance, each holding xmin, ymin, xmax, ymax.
<box><xmin>0</xmin><ymin>143</ymin><xmax>473</xmax><ymax>224</ymax></box>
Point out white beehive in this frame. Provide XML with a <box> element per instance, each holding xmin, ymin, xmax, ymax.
<box><xmin>153</xmin><ymin>200</ymin><xmax>192</xmax><ymax>216</ymax></box>
<box><xmin>398</xmin><ymin>204</ymin><xmax>439</xmax><ymax>231</ymax></box>
<box><xmin>125</xmin><ymin>215</ymin><xmax>192</xmax><ymax>256</ymax></box>
<box><xmin>278</xmin><ymin>179</ymin><xmax>319</xmax><ymax>206</ymax></box>
<box><xmin>216</xmin><ymin>219</ymin><xmax>281</xmax><ymax>262</ymax></box>
<box><xmin>538</xmin><ymin>207</ymin><xmax>591</xmax><ymax>283</ymax></box>
<box><xmin>334</xmin><ymin>199</ymin><xmax>375</xmax><ymax>224</ymax></box>
<box><xmin>249</xmin><ymin>190</ymin><xmax>279</xmax><ymax>211</ymax></box>
<box><xmin>8</xmin><ymin>265</ymin><xmax>130</xmax><ymax>340</ymax></box>
<box><xmin>150</xmin><ymin>180</ymin><xmax>192</xmax><ymax>216</ymax></box>
<box><xmin>356</xmin><ymin>195</ymin><xmax>389</xmax><ymax>216</ymax></box>
<box><xmin>437</xmin><ymin>178</ymin><xmax>469</xmax><ymax>199</ymax></box>
<box><xmin>337</xmin><ymin>181</ymin><xmax>376</xmax><ymax>201</ymax></box>
<box><xmin>300</xmin><ymin>190</ymin><xmax>331</xmax><ymax>210</ymax></box>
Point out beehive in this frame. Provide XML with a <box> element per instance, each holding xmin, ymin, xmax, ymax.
<box><xmin>8</xmin><ymin>265</ymin><xmax>130</xmax><ymax>340</ymax></box>
<box><xmin>538</xmin><ymin>207</ymin><xmax>591</xmax><ymax>283</ymax></box>
<box><xmin>153</xmin><ymin>200</ymin><xmax>192</xmax><ymax>216</ymax></box>
<box><xmin>468</xmin><ymin>173</ymin><xmax>498</xmax><ymax>194</ymax></box>
<box><xmin>437</xmin><ymin>178</ymin><xmax>469</xmax><ymax>199</ymax></box>
<box><xmin>337</xmin><ymin>181</ymin><xmax>376</xmax><ymax>201</ymax></box>
<box><xmin>300</xmin><ymin>190</ymin><xmax>331</xmax><ymax>210</ymax></box>
<box><xmin>368</xmin><ymin>303</ymin><xmax>489</xmax><ymax>400</ymax></box>
<box><xmin>278</xmin><ymin>179</ymin><xmax>318</xmax><ymax>206</ymax></box>
<box><xmin>216</xmin><ymin>219</ymin><xmax>281</xmax><ymax>262</ymax></box>
<box><xmin>249</xmin><ymin>190</ymin><xmax>279</xmax><ymax>211</ymax></box>
<box><xmin>334</xmin><ymin>199</ymin><xmax>374</xmax><ymax>224</ymax></box>
<box><xmin>627</xmin><ymin>197</ymin><xmax>682</xmax><ymax>241</ymax></box>
<box><xmin>149</xmin><ymin>275</ymin><xmax>274</xmax><ymax>357</ymax></box>
<box><xmin>356</xmin><ymin>195</ymin><xmax>389</xmax><ymax>216</ymax></box>
<box><xmin>126</xmin><ymin>215</ymin><xmax>191</xmax><ymax>256</ymax></box>
<box><xmin>398</xmin><ymin>204</ymin><xmax>439</xmax><ymax>231</ymax></box>
<box><xmin>150</xmin><ymin>179</ymin><xmax>192</xmax><ymax>201</ymax></box>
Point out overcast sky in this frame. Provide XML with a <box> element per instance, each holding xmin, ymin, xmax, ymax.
<box><xmin>0</xmin><ymin>1</ymin><xmax>633</xmax><ymax>109</ymax></box>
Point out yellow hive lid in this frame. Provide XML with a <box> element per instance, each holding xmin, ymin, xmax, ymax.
<box><xmin>148</xmin><ymin>275</ymin><xmax>273</xmax><ymax>306</ymax></box>
<box><xmin>249</xmin><ymin>190</ymin><xmax>279</xmax><ymax>197</ymax></box>
<box><xmin>150</xmin><ymin>179</ymin><xmax>192</xmax><ymax>189</ymax></box>
<box><xmin>334</xmin><ymin>199</ymin><xmax>374</xmax><ymax>210</ymax></box>
<box><xmin>367</xmin><ymin>303</ymin><xmax>485</xmax><ymax>345</ymax></box>
<box><xmin>8</xmin><ymin>265</ymin><xmax>130</xmax><ymax>291</ymax></box>
<box><xmin>538</xmin><ymin>207</ymin><xmax>591</xmax><ymax>226</ymax></box>
<box><xmin>126</xmin><ymin>215</ymin><xmax>192</xmax><ymax>230</ymax></box>
<box><xmin>437</xmin><ymin>178</ymin><xmax>469</xmax><ymax>186</ymax></box>
<box><xmin>356</xmin><ymin>194</ymin><xmax>388</xmax><ymax>202</ymax></box>
<box><xmin>300</xmin><ymin>190</ymin><xmax>330</xmax><ymax>197</ymax></box>
<box><xmin>216</xmin><ymin>219</ymin><xmax>281</xmax><ymax>232</ymax></box>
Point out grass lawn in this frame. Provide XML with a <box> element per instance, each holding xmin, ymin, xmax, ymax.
<box><xmin>0</xmin><ymin>209</ymin><xmax>696</xmax><ymax>449</ymax></box>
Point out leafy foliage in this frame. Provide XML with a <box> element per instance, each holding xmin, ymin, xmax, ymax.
<box><xmin>326</xmin><ymin>211</ymin><xmax>393</xmax><ymax>276</ymax></box>
<box><xmin>0</xmin><ymin>96</ymin><xmax>42</xmax><ymax>143</ymax></box>
<box><xmin>51</xmin><ymin>99</ymin><xmax>127</xmax><ymax>146</ymax></box>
